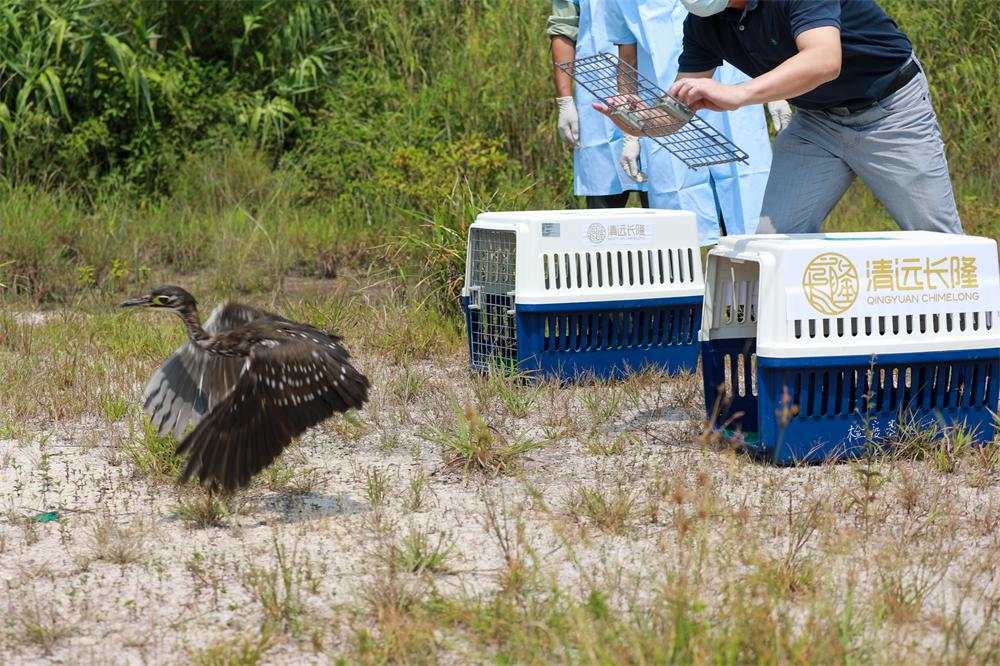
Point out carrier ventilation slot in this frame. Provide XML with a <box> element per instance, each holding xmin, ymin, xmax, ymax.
<box><xmin>791</xmin><ymin>311</ymin><xmax>996</xmax><ymax>341</ymax></box>
<box><xmin>540</xmin><ymin>305</ymin><xmax>698</xmax><ymax>352</ymax></box>
<box><xmin>720</xmin><ymin>350</ymin><xmax>759</xmax><ymax>398</ymax></box>
<box><xmin>778</xmin><ymin>360</ymin><xmax>996</xmax><ymax>419</ymax></box>
<box><xmin>711</xmin><ymin>260</ymin><xmax>760</xmax><ymax>331</ymax></box>
<box><xmin>541</xmin><ymin>249</ymin><xmax>695</xmax><ymax>290</ymax></box>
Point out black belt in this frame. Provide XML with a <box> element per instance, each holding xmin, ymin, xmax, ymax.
<box><xmin>835</xmin><ymin>59</ymin><xmax>921</xmax><ymax>114</ymax></box>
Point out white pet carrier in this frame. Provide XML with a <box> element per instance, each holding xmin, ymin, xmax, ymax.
<box><xmin>461</xmin><ymin>209</ymin><xmax>704</xmax><ymax>379</ymax></box>
<box><xmin>700</xmin><ymin>231</ymin><xmax>1000</xmax><ymax>463</ymax></box>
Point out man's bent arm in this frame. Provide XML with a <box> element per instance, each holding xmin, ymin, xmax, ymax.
<box><xmin>737</xmin><ymin>27</ymin><xmax>842</xmax><ymax>105</ymax></box>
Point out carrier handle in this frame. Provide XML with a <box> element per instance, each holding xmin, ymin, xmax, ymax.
<box><xmin>468</xmin><ymin>285</ymin><xmax>482</xmax><ymax>310</ymax></box>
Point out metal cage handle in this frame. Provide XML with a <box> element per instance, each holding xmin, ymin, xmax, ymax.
<box><xmin>467</xmin><ymin>285</ymin><xmax>482</xmax><ymax>310</ymax></box>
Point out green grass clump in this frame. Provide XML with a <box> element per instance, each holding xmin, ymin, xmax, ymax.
<box><xmin>424</xmin><ymin>404</ymin><xmax>541</xmax><ymax>476</ymax></box>
<box><xmin>190</xmin><ymin>634</ymin><xmax>271</xmax><ymax>666</ymax></box>
<box><xmin>388</xmin><ymin>527</ymin><xmax>453</xmax><ymax>575</ymax></box>
<box><xmin>124</xmin><ymin>421</ymin><xmax>183</xmax><ymax>482</ymax></box>
<box><xmin>566</xmin><ymin>482</ymin><xmax>639</xmax><ymax>535</ymax></box>
<box><xmin>175</xmin><ymin>491</ymin><xmax>230</xmax><ymax>529</ymax></box>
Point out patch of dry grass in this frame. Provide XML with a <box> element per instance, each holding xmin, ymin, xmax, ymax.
<box><xmin>85</xmin><ymin>513</ymin><xmax>150</xmax><ymax>565</ymax></box>
<box><xmin>175</xmin><ymin>491</ymin><xmax>231</xmax><ymax>529</ymax></box>
<box><xmin>7</xmin><ymin>595</ymin><xmax>74</xmax><ymax>654</ymax></box>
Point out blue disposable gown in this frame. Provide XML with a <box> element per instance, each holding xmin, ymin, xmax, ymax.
<box><xmin>572</xmin><ymin>0</ymin><xmax>649</xmax><ymax>197</ymax></box>
<box><xmin>606</xmin><ymin>0</ymin><xmax>772</xmax><ymax>243</ymax></box>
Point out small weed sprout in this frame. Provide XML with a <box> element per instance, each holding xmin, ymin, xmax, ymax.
<box><xmin>481</xmin><ymin>491</ymin><xmax>536</xmax><ymax>596</ymax></box>
<box><xmin>244</xmin><ymin>537</ymin><xmax>307</xmax><ymax>637</ymax></box>
<box><xmin>406</xmin><ymin>470</ymin><xmax>431</xmax><ymax>512</ymax></box>
<box><xmin>190</xmin><ymin>633</ymin><xmax>271</xmax><ymax>666</ymax></box>
<box><xmin>585</xmin><ymin>431</ymin><xmax>638</xmax><ymax>456</ymax></box>
<box><xmin>261</xmin><ymin>450</ymin><xmax>325</xmax><ymax>495</ymax></box>
<box><xmin>931</xmin><ymin>425</ymin><xmax>977</xmax><ymax>474</ymax></box>
<box><xmin>388</xmin><ymin>364</ymin><xmax>428</xmax><ymax>405</ymax></box>
<box><xmin>360</xmin><ymin>465</ymin><xmax>393</xmax><ymax>510</ymax></box>
<box><xmin>967</xmin><ymin>437</ymin><xmax>999</xmax><ymax>487</ymax></box>
<box><xmin>893</xmin><ymin>417</ymin><xmax>979</xmax><ymax>473</ymax></box>
<box><xmin>330</xmin><ymin>409</ymin><xmax>367</xmax><ymax>440</ymax></box>
<box><xmin>472</xmin><ymin>369</ymin><xmax>540</xmax><ymax>419</ymax></box>
<box><xmin>11</xmin><ymin>595</ymin><xmax>72</xmax><ymax>653</ymax></box>
<box><xmin>388</xmin><ymin>526</ymin><xmax>453</xmax><ymax>575</ymax></box>
<box><xmin>581</xmin><ymin>384</ymin><xmax>625</xmax><ymax>430</ymax></box>
<box><xmin>669</xmin><ymin>370</ymin><xmax>704</xmax><ymax>412</ymax></box>
<box><xmin>0</xmin><ymin>415</ymin><xmax>23</xmax><ymax>439</ymax></box>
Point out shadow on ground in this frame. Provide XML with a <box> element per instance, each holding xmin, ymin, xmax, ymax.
<box><xmin>255</xmin><ymin>491</ymin><xmax>369</xmax><ymax>522</ymax></box>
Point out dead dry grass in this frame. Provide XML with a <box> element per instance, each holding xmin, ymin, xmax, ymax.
<box><xmin>1</xmin><ymin>285</ymin><xmax>998</xmax><ymax>663</ymax></box>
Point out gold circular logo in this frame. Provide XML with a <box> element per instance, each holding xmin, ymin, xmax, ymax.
<box><xmin>802</xmin><ymin>252</ymin><xmax>859</xmax><ymax>316</ymax></box>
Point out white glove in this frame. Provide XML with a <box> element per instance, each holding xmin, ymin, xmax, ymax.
<box><xmin>620</xmin><ymin>135</ymin><xmax>645</xmax><ymax>182</ymax></box>
<box><xmin>766</xmin><ymin>100</ymin><xmax>793</xmax><ymax>133</ymax></box>
<box><xmin>556</xmin><ymin>96</ymin><xmax>580</xmax><ymax>146</ymax></box>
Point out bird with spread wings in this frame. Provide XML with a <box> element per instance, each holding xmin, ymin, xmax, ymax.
<box><xmin>120</xmin><ymin>285</ymin><xmax>369</xmax><ymax>492</ymax></box>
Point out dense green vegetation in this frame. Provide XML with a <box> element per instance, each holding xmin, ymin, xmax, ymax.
<box><xmin>0</xmin><ymin>0</ymin><xmax>997</xmax><ymax>303</ymax></box>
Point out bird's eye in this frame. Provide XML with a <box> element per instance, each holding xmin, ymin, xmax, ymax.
<box><xmin>153</xmin><ymin>295</ymin><xmax>171</xmax><ymax>306</ymax></box>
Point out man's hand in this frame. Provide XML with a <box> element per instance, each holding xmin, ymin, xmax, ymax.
<box><xmin>593</xmin><ymin>95</ymin><xmax>645</xmax><ymax>136</ymax></box>
<box><xmin>556</xmin><ymin>96</ymin><xmax>580</xmax><ymax>146</ymax></box>
<box><xmin>668</xmin><ymin>77</ymin><xmax>749</xmax><ymax>112</ymax></box>
<box><xmin>594</xmin><ymin>95</ymin><xmax>686</xmax><ymax>138</ymax></box>
<box><xmin>766</xmin><ymin>100</ymin><xmax>793</xmax><ymax>132</ymax></box>
<box><xmin>620</xmin><ymin>135</ymin><xmax>645</xmax><ymax>182</ymax></box>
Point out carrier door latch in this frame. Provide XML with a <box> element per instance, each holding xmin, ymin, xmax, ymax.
<box><xmin>468</xmin><ymin>287</ymin><xmax>516</xmax><ymax>315</ymax></box>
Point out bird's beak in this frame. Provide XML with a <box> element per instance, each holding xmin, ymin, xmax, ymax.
<box><xmin>119</xmin><ymin>296</ymin><xmax>152</xmax><ymax>308</ymax></box>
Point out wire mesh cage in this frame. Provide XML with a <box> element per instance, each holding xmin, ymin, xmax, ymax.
<box><xmin>462</xmin><ymin>209</ymin><xmax>705</xmax><ymax>380</ymax></box>
<box><xmin>558</xmin><ymin>52</ymin><xmax>748</xmax><ymax>169</ymax></box>
<box><xmin>700</xmin><ymin>232</ymin><xmax>1000</xmax><ymax>463</ymax></box>
<box><xmin>466</xmin><ymin>228</ymin><xmax>518</xmax><ymax>371</ymax></box>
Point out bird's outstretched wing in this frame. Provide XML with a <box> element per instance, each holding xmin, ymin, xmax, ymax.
<box><xmin>142</xmin><ymin>303</ymin><xmax>263</xmax><ymax>438</ymax></box>
<box><xmin>175</xmin><ymin>338</ymin><xmax>369</xmax><ymax>491</ymax></box>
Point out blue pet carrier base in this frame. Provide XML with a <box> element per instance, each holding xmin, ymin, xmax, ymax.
<box><xmin>703</xmin><ymin>339</ymin><xmax>1000</xmax><ymax>464</ymax></box>
<box><xmin>463</xmin><ymin>296</ymin><xmax>702</xmax><ymax>380</ymax></box>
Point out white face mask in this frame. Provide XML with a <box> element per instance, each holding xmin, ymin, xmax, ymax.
<box><xmin>680</xmin><ymin>0</ymin><xmax>731</xmax><ymax>17</ymax></box>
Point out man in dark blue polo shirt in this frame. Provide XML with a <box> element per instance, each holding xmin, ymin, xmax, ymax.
<box><xmin>597</xmin><ymin>0</ymin><xmax>962</xmax><ymax>235</ymax></box>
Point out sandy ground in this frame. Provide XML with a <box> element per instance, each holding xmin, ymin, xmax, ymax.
<box><xmin>1</xmin><ymin>353</ymin><xmax>999</xmax><ymax>664</ymax></box>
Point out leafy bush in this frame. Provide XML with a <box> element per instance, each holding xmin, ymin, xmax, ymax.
<box><xmin>0</xmin><ymin>0</ymin><xmax>348</xmax><ymax>193</ymax></box>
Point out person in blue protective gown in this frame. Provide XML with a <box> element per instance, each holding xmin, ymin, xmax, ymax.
<box><xmin>548</xmin><ymin>0</ymin><xmax>649</xmax><ymax>209</ymax></box>
<box><xmin>604</xmin><ymin>0</ymin><xmax>786</xmax><ymax>243</ymax></box>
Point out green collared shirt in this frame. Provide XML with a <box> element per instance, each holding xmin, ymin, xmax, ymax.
<box><xmin>547</xmin><ymin>0</ymin><xmax>579</xmax><ymax>41</ymax></box>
